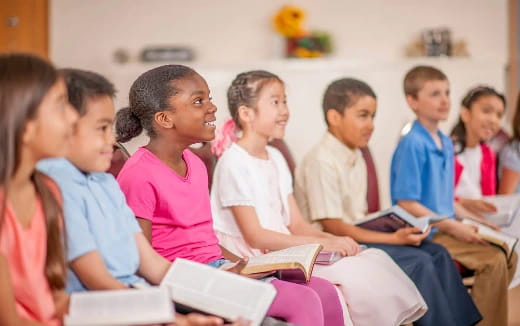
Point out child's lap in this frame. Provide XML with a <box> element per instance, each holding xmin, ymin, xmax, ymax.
<box><xmin>312</xmin><ymin>249</ymin><xmax>426</xmax><ymax>325</ymax></box>
<box><xmin>432</xmin><ymin>231</ymin><xmax>512</xmax><ymax>269</ymax></box>
<box><xmin>312</xmin><ymin>248</ymin><xmax>406</xmax><ymax>285</ymax></box>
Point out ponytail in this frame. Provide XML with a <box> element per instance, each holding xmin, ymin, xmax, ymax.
<box><xmin>115</xmin><ymin>107</ymin><xmax>142</xmax><ymax>143</ymax></box>
<box><xmin>451</xmin><ymin>119</ymin><xmax>467</xmax><ymax>154</ymax></box>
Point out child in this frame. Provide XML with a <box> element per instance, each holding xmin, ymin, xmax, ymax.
<box><xmin>210</xmin><ymin>70</ymin><xmax>427</xmax><ymax>326</ymax></box>
<box><xmin>295</xmin><ymin>77</ymin><xmax>481</xmax><ymax>326</ymax></box>
<box><xmin>391</xmin><ymin>65</ymin><xmax>517</xmax><ymax>326</ymax></box>
<box><xmin>451</xmin><ymin>86</ymin><xmax>505</xmax><ymax>218</ymax></box>
<box><xmin>0</xmin><ymin>54</ymin><xmax>78</xmax><ymax>325</ymax></box>
<box><xmin>115</xmin><ymin>65</ymin><xmax>345</xmax><ymax>326</ymax></box>
<box><xmin>499</xmin><ymin>93</ymin><xmax>520</xmax><ymax>194</ymax></box>
<box><xmin>37</xmin><ymin>68</ymin><xmax>235</xmax><ymax>326</ymax></box>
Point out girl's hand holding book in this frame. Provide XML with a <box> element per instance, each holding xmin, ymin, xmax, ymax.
<box><xmin>459</xmin><ymin>198</ymin><xmax>497</xmax><ymax>214</ymax></box>
<box><xmin>172</xmin><ymin>313</ymin><xmax>252</xmax><ymax>326</ymax></box>
<box><xmin>446</xmin><ymin>220</ymin><xmax>489</xmax><ymax>245</ymax></box>
<box><xmin>322</xmin><ymin>236</ymin><xmax>360</xmax><ymax>256</ymax></box>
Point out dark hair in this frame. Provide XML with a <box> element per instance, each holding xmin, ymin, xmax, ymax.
<box><xmin>451</xmin><ymin>85</ymin><xmax>506</xmax><ymax>154</ymax></box>
<box><xmin>322</xmin><ymin>78</ymin><xmax>376</xmax><ymax>126</ymax></box>
<box><xmin>227</xmin><ymin>70</ymin><xmax>283</xmax><ymax>129</ymax></box>
<box><xmin>116</xmin><ymin>65</ymin><xmax>197</xmax><ymax>143</ymax></box>
<box><xmin>60</xmin><ymin>68</ymin><xmax>116</xmax><ymax>115</ymax></box>
<box><xmin>0</xmin><ymin>53</ymin><xmax>66</xmax><ymax>290</ymax></box>
<box><xmin>403</xmin><ymin>65</ymin><xmax>447</xmax><ymax>98</ymax></box>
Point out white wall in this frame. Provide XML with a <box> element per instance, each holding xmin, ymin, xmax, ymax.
<box><xmin>50</xmin><ymin>0</ymin><xmax>509</xmax><ymax>207</ymax></box>
<box><xmin>51</xmin><ymin>0</ymin><xmax>507</xmax><ymax>68</ymax></box>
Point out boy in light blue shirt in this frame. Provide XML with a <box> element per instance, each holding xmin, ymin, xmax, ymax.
<box><xmin>37</xmin><ymin>69</ymin><xmax>168</xmax><ymax>293</ymax></box>
<box><xmin>38</xmin><ymin>158</ymin><xmax>145</xmax><ymax>292</ymax></box>
<box><xmin>37</xmin><ymin>69</ymin><xmax>232</xmax><ymax>326</ymax></box>
<box><xmin>390</xmin><ymin>65</ymin><xmax>517</xmax><ymax>326</ymax></box>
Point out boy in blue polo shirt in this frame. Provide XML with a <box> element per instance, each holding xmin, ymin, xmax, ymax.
<box><xmin>390</xmin><ymin>65</ymin><xmax>517</xmax><ymax>326</ymax></box>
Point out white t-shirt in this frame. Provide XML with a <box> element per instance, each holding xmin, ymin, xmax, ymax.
<box><xmin>210</xmin><ymin>143</ymin><xmax>293</xmax><ymax>238</ymax></box>
<box><xmin>454</xmin><ymin>146</ymin><xmax>482</xmax><ymax>199</ymax></box>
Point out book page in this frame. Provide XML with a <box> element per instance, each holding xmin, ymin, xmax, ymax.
<box><xmin>65</xmin><ymin>287</ymin><xmax>174</xmax><ymax>326</ymax></box>
<box><xmin>245</xmin><ymin>244</ymin><xmax>322</xmax><ymax>271</ymax></box>
<box><xmin>161</xmin><ymin>258</ymin><xmax>276</xmax><ymax>326</ymax></box>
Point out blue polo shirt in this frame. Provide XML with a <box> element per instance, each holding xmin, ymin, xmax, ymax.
<box><xmin>390</xmin><ymin>120</ymin><xmax>455</xmax><ymax>219</ymax></box>
<box><xmin>37</xmin><ymin>158</ymin><xmax>145</xmax><ymax>293</ymax></box>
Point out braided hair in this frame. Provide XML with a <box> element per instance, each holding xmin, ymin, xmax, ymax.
<box><xmin>227</xmin><ymin>70</ymin><xmax>283</xmax><ymax>129</ymax></box>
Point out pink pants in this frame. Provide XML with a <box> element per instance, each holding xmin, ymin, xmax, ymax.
<box><xmin>267</xmin><ymin>277</ymin><xmax>344</xmax><ymax>326</ymax></box>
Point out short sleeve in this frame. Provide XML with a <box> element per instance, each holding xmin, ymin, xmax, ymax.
<box><xmin>391</xmin><ymin>137</ymin><xmax>425</xmax><ymax>202</ymax></box>
<box><xmin>61</xmin><ymin>191</ymin><xmax>97</xmax><ymax>262</ymax></box>
<box><xmin>109</xmin><ymin>177</ymin><xmax>142</xmax><ymax>234</ymax></box>
<box><xmin>302</xmin><ymin>158</ymin><xmax>344</xmax><ymax>221</ymax></box>
<box><xmin>117</xmin><ymin>174</ymin><xmax>157</xmax><ymax>222</ymax></box>
<box><xmin>500</xmin><ymin>143</ymin><xmax>520</xmax><ymax>173</ymax></box>
<box><xmin>216</xmin><ymin>154</ymin><xmax>255</xmax><ymax>207</ymax></box>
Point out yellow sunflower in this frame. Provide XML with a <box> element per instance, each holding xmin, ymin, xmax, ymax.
<box><xmin>272</xmin><ymin>5</ymin><xmax>306</xmax><ymax>37</ymax></box>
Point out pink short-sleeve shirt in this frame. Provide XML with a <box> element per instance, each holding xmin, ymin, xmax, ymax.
<box><xmin>117</xmin><ymin>147</ymin><xmax>222</xmax><ymax>264</ymax></box>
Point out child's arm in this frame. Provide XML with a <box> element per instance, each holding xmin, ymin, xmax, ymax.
<box><xmin>287</xmin><ymin>194</ymin><xmax>360</xmax><ymax>255</ymax></box>
<box><xmin>174</xmin><ymin>313</ymin><xmax>251</xmax><ymax>326</ymax></box>
<box><xmin>287</xmin><ymin>195</ymin><xmax>332</xmax><ymax>238</ymax></box>
<box><xmin>219</xmin><ymin>245</ymin><xmax>242</xmax><ymax>262</ymax></box>
<box><xmin>134</xmin><ymin>233</ymin><xmax>171</xmax><ymax>285</ymax></box>
<box><xmin>0</xmin><ymin>255</ymin><xmax>45</xmax><ymax>326</ymax></box>
<box><xmin>173</xmin><ymin>313</ymin><xmax>225</xmax><ymax>326</ymax></box>
<box><xmin>52</xmin><ymin>289</ymin><xmax>70</xmax><ymax>321</ymax></box>
<box><xmin>498</xmin><ymin>167</ymin><xmax>520</xmax><ymax>194</ymax></box>
<box><xmin>457</xmin><ymin>198</ymin><xmax>497</xmax><ymax>214</ymax></box>
<box><xmin>398</xmin><ymin>200</ymin><xmax>487</xmax><ymax>244</ymax></box>
<box><xmin>136</xmin><ymin>217</ymin><xmax>152</xmax><ymax>243</ymax></box>
<box><xmin>454</xmin><ymin>201</ymin><xmax>499</xmax><ymax>230</ymax></box>
<box><xmin>231</xmin><ymin>204</ymin><xmax>353</xmax><ymax>256</ymax></box>
<box><xmin>69</xmin><ymin>251</ymin><xmax>129</xmax><ymax>290</ymax></box>
<box><xmin>320</xmin><ymin>218</ymin><xmax>428</xmax><ymax>246</ymax></box>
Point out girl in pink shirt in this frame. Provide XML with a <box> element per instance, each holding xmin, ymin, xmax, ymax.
<box><xmin>0</xmin><ymin>54</ymin><xmax>79</xmax><ymax>325</ymax></box>
<box><xmin>116</xmin><ymin>64</ymin><xmax>345</xmax><ymax>326</ymax></box>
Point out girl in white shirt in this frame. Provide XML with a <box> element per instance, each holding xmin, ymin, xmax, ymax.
<box><xmin>450</xmin><ymin>86</ymin><xmax>505</xmax><ymax>220</ymax></box>
<box><xmin>210</xmin><ymin>70</ymin><xmax>427</xmax><ymax>326</ymax></box>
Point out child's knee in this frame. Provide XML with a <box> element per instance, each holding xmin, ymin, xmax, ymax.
<box><xmin>272</xmin><ymin>280</ymin><xmax>321</xmax><ymax>307</ymax></box>
<box><xmin>478</xmin><ymin>246</ymin><xmax>509</xmax><ymax>274</ymax></box>
<box><xmin>308</xmin><ymin>276</ymin><xmax>337</xmax><ymax>295</ymax></box>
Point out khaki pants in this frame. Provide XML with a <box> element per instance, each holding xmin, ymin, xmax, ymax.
<box><xmin>433</xmin><ymin>232</ymin><xmax>518</xmax><ymax>326</ymax></box>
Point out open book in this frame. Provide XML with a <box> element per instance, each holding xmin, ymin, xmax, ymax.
<box><xmin>65</xmin><ymin>287</ymin><xmax>174</xmax><ymax>326</ymax></box>
<box><xmin>482</xmin><ymin>194</ymin><xmax>520</xmax><ymax>227</ymax></box>
<box><xmin>355</xmin><ymin>205</ymin><xmax>446</xmax><ymax>233</ymax></box>
<box><xmin>239</xmin><ymin>243</ymin><xmax>323</xmax><ymax>282</ymax></box>
<box><xmin>462</xmin><ymin>218</ymin><xmax>519</xmax><ymax>261</ymax></box>
<box><xmin>161</xmin><ymin>258</ymin><xmax>276</xmax><ymax>326</ymax></box>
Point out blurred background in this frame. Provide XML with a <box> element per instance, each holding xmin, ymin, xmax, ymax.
<box><xmin>3</xmin><ymin>1</ymin><xmax>520</xmax><ymax>323</ymax></box>
<box><xmin>1</xmin><ymin>0</ymin><xmax>518</xmax><ymax>207</ymax></box>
